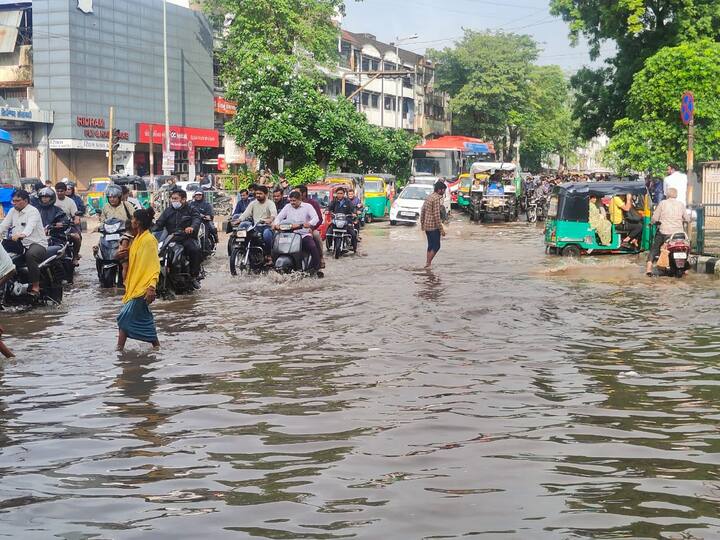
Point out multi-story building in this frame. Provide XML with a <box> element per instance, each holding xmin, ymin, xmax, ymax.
<box><xmin>328</xmin><ymin>30</ymin><xmax>451</xmax><ymax>139</ymax></box>
<box><xmin>0</xmin><ymin>0</ymin><xmax>217</xmax><ymax>186</ymax></box>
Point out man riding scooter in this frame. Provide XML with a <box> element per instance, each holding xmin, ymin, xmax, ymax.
<box><xmin>328</xmin><ymin>187</ymin><xmax>358</xmax><ymax>251</ymax></box>
<box><xmin>645</xmin><ymin>187</ymin><xmax>689</xmax><ymax>277</ymax></box>
<box><xmin>190</xmin><ymin>190</ymin><xmax>218</xmax><ymax>244</ymax></box>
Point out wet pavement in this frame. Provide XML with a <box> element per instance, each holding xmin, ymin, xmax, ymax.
<box><xmin>2</xmin><ymin>214</ymin><xmax>720</xmax><ymax>539</ymax></box>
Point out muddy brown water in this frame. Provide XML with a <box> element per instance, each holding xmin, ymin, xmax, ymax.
<box><xmin>1</xmin><ymin>217</ymin><xmax>720</xmax><ymax>539</ymax></box>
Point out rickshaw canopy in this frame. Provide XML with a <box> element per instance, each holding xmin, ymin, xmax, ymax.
<box><xmin>470</xmin><ymin>162</ymin><xmax>517</xmax><ymax>175</ymax></box>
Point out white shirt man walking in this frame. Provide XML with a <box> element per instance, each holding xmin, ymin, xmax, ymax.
<box><xmin>663</xmin><ymin>163</ymin><xmax>688</xmax><ymax>206</ymax></box>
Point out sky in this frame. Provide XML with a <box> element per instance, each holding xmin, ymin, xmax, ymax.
<box><xmin>342</xmin><ymin>0</ymin><xmax>615</xmax><ymax>73</ymax></box>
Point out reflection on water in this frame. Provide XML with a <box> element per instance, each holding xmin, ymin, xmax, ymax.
<box><xmin>1</xmin><ymin>221</ymin><xmax>720</xmax><ymax>538</ymax></box>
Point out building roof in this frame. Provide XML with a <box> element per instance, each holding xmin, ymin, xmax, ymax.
<box><xmin>341</xmin><ymin>29</ymin><xmax>428</xmax><ymax>67</ymax></box>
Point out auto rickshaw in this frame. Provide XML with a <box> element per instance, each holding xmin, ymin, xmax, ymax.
<box><xmin>363</xmin><ymin>174</ymin><xmax>396</xmax><ymax>222</ymax></box>
<box><xmin>85</xmin><ymin>177</ymin><xmax>112</xmax><ymax>215</ymax></box>
<box><xmin>112</xmin><ymin>175</ymin><xmax>150</xmax><ymax>208</ymax></box>
<box><xmin>457</xmin><ymin>173</ymin><xmax>471</xmax><ymax>212</ymax></box>
<box><xmin>325</xmin><ymin>173</ymin><xmax>364</xmax><ymax>198</ymax></box>
<box><xmin>142</xmin><ymin>175</ymin><xmax>176</xmax><ymax>191</ymax></box>
<box><xmin>544</xmin><ymin>181</ymin><xmax>653</xmax><ymax>257</ymax></box>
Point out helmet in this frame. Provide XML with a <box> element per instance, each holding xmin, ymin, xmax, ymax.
<box><xmin>66</xmin><ymin>181</ymin><xmax>76</xmax><ymax>189</ymax></box>
<box><xmin>193</xmin><ymin>190</ymin><xmax>205</xmax><ymax>200</ymax></box>
<box><xmin>105</xmin><ymin>184</ymin><xmax>122</xmax><ymax>200</ymax></box>
<box><xmin>38</xmin><ymin>187</ymin><xmax>56</xmax><ymax>207</ymax></box>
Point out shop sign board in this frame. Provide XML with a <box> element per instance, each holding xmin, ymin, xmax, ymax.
<box><xmin>137</xmin><ymin>123</ymin><xmax>220</xmax><ymax>151</ymax></box>
<box><xmin>76</xmin><ymin>116</ymin><xmax>129</xmax><ymax>140</ymax></box>
<box><xmin>162</xmin><ymin>151</ymin><xmax>175</xmax><ymax>172</ymax></box>
<box><xmin>214</xmin><ymin>97</ymin><xmax>237</xmax><ymax>115</ymax></box>
<box><xmin>0</xmin><ymin>106</ymin><xmax>53</xmax><ymax>124</ymax></box>
<box><xmin>49</xmin><ymin>138</ymin><xmax>134</xmax><ymax>152</ymax></box>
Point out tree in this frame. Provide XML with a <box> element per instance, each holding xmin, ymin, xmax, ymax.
<box><xmin>550</xmin><ymin>0</ymin><xmax>720</xmax><ymax>138</ymax></box>
<box><xmin>430</xmin><ymin>31</ymin><xmax>539</xmax><ymax>158</ymax></box>
<box><xmin>607</xmin><ymin>40</ymin><xmax>720</xmax><ymax>175</ymax></box>
<box><xmin>520</xmin><ymin>66</ymin><xmax>578</xmax><ymax>171</ymax></box>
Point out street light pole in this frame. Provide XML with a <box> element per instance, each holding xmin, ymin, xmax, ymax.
<box><xmin>163</xmin><ymin>0</ymin><xmax>171</xmax><ymax>168</ymax></box>
<box><xmin>394</xmin><ymin>34</ymin><xmax>418</xmax><ymax>130</ymax></box>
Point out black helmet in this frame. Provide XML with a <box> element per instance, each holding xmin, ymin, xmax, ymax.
<box><xmin>38</xmin><ymin>187</ymin><xmax>56</xmax><ymax>207</ymax></box>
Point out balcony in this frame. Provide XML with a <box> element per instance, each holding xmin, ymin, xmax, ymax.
<box><xmin>0</xmin><ymin>45</ymin><xmax>32</xmax><ymax>88</ymax></box>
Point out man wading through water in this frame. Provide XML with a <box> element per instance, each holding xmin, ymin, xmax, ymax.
<box><xmin>420</xmin><ymin>180</ymin><xmax>448</xmax><ymax>268</ymax></box>
<box><xmin>116</xmin><ymin>209</ymin><xmax>160</xmax><ymax>351</ymax></box>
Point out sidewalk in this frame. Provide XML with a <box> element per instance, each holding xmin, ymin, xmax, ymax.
<box><xmin>693</xmin><ymin>255</ymin><xmax>720</xmax><ymax>275</ymax></box>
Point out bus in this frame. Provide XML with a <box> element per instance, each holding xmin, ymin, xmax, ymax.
<box><xmin>411</xmin><ymin>136</ymin><xmax>496</xmax><ymax>204</ymax></box>
<box><xmin>0</xmin><ymin>129</ymin><xmax>20</xmax><ymax>217</ymax></box>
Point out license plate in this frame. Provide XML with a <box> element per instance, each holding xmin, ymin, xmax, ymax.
<box><xmin>400</xmin><ymin>212</ymin><xmax>415</xmax><ymax>217</ymax></box>
<box><xmin>105</xmin><ymin>233</ymin><xmax>120</xmax><ymax>241</ymax></box>
<box><xmin>674</xmin><ymin>252</ymin><xmax>688</xmax><ymax>259</ymax></box>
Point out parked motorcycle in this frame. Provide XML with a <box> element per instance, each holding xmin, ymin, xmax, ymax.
<box><xmin>272</xmin><ymin>224</ymin><xmax>319</xmax><ymax>276</ymax></box>
<box><xmin>325</xmin><ymin>213</ymin><xmax>355</xmax><ymax>259</ymax></box>
<box><xmin>0</xmin><ymin>240</ymin><xmax>66</xmax><ymax>307</ymax></box>
<box><xmin>94</xmin><ymin>218</ymin><xmax>126</xmax><ymax>288</ymax></box>
<box><xmin>229</xmin><ymin>221</ymin><xmax>266</xmax><ymax>276</ymax></box>
<box><xmin>658</xmin><ymin>232</ymin><xmax>691</xmax><ymax>278</ymax></box>
<box><xmin>154</xmin><ymin>231</ymin><xmax>200</xmax><ymax>297</ymax></box>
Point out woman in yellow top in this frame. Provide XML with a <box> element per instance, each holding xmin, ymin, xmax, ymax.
<box><xmin>116</xmin><ymin>208</ymin><xmax>161</xmax><ymax>351</ymax></box>
<box><xmin>588</xmin><ymin>194</ymin><xmax>612</xmax><ymax>245</ymax></box>
<box><xmin>608</xmin><ymin>193</ymin><xmax>643</xmax><ymax>249</ymax></box>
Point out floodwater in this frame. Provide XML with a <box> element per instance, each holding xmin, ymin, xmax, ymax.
<box><xmin>2</xmin><ymin>215</ymin><xmax>720</xmax><ymax>539</ymax></box>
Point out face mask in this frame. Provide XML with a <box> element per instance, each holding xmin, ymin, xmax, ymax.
<box><xmin>171</xmin><ymin>201</ymin><xmax>182</xmax><ymax>209</ymax></box>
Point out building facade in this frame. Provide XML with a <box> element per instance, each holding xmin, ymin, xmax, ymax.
<box><xmin>0</xmin><ymin>0</ymin><xmax>216</xmax><ymax>187</ymax></box>
<box><xmin>330</xmin><ymin>30</ymin><xmax>451</xmax><ymax>139</ymax></box>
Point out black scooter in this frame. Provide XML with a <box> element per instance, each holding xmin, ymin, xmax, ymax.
<box><xmin>229</xmin><ymin>221</ymin><xmax>266</xmax><ymax>276</ymax></box>
<box><xmin>95</xmin><ymin>218</ymin><xmax>126</xmax><ymax>288</ymax></box>
<box><xmin>325</xmin><ymin>213</ymin><xmax>355</xmax><ymax>259</ymax></box>
<box><xmin>1</xmin><ymin>239</ymin><xmax>66</xmax><ymax>307</ymax></box>
<box><xmin>154</xmin><ymin>230</ymin><xmax>201</xmax><ymax>298</ymax></box>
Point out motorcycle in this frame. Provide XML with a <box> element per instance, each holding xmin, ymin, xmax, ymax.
<box><xmin>658</xmin><ymin>232</ymin><xmax>691</xmax><ymax>278</ymax></box>
<box><xmin>229</xmin><ymin>221</ymin><xmax>266</xmax><ymax>276</ymax></box>
<box><xmin>325</xmin><ymin>213</ymin><xmax>355</xmax><ymax>259</ymax></box>
<box><xmin>272</xmin><ymin>224</ymin><xmax>320</xmax><ymax>276</ymax></box>
<box><xmin>154</xmin><ymin>230</ymin><xmax>200</xmax><ymax>298</ymax></box>
<box><xmin>198</xmin><ymin>215</ymin><xmax>217</xmax><ymax>260</ymax></box>
<box><xmin>47</xmin><ymin>222</ymin><xmax>76</xmax><ymax>284</ymax></box>
<box><xmin>94</xmin><ymin>218</ymin><xmax>126</xmax><ymax>288</ymax></box>
<box><xmin>0</xmin><ymin>240</ymin><xmax>66</xmax><ymax>307</ymax></box>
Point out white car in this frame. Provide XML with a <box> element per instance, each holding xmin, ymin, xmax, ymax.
<box><xmin>390</xmin><ymin>184</ymin><xmax>435</xmax><ymax>225</ymax></box>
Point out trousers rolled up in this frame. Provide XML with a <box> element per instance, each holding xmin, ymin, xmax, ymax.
<box><xmin>25</xmin><ymin>244</ymin><xmax>47</xmax><ymax>284</ymax></box>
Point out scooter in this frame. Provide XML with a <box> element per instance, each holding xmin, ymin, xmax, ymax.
<box><xmin>658</xmin><ymin>232</ymin><xmax>691</xmax><ymax>278</ymax></box>
<box><xmin>94</xmin><ymin>218</ymin><xmax>126</xmax><ymax>288</ymax></box>
<box><xmin>325</xmin><ymin>213</ymin><xmax>355</xmax><ymax>259</ymax></box>
<box><xmin>272</xmin><ymin>224</ymin><xmax>320</xmax><ymax>276</ymax></box>
<box><xmin>228</xmin><ymin>220</ymin><xmax>266</xmax><ymax>276</ymax></box>
<box><xmin>0</xmin><ymin>239</ymin><xmax>66</xmax><ymax>307</ymax></box>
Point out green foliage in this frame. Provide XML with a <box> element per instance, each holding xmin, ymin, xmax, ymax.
<box><xmin>285</xmin><ymin>164</ymin><xmax>325</xmax><ymax>186</ymax></box>
<box><xmin>608</xmin><ymin>40</ymin><xmax>720</xmax><ymax>175</ymax></box>
<box><xmin>430</xmin><ymin>30</ymin><xmax>539</xmax><ymax>151</ymax></box>
<box><xmin>550</xmin><ymin>0</ymin><xmax>720</xmax><ymax>138</ymax></box>
<box><xmin>430</xmin><ymin>31</ymin><xmax>575</xmax><ymax>169</ymax></box>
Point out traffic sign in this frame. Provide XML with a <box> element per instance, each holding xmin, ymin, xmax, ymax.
<box><xmin>162</xmin><ymin>151</ymin><xmax>175</xmax><ymax>173</ymax></box>
<box><xmin>681</xmin><ymin>91</ymin><xmax>695</xmax><ymax>126</ymax></box>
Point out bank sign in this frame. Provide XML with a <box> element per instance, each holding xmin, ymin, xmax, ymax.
<box><xmin>0</xmin><ymin>106</ymin><xmax>53</xmax><ymax>124</ymax></box>
<box><xmin>137</xmin><ymin>123</ymin><xmax>220</xmax><ymax>151</ymax></box>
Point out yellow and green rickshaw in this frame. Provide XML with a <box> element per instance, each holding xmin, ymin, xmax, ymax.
<box><xmin>363</xmin><ymin>174</ymin><xmax>396</xmax><ymax>222</ymax></box>
<box><xmin>85</xmin><ymin>177</ymin><xmax>112</xmax><ymax>215</ymax></box>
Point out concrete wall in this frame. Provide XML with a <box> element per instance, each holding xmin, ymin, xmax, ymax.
<box><xmin>32</xmin><ymin>0</ymin><xmax>214</xmax><ymax>142</ymax></box>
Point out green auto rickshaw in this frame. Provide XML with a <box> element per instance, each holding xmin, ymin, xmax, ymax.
<box><xmin>363</xmin><ymin>174</ymin><xmax>396</xmax><ymax>222</ymax></box>
<box><xmin>544</xmin><ymin>181</ymin><xmax>653</xmax><ymax>257</ymax></box>
<box><xmin>457</xmin><ymin>173</ymin><xmax>471</xmax><ymax>212</ymax></box>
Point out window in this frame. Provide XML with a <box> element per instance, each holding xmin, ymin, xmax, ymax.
<box><xmin>361</xmin><ymin>57</ymin><xmax>380</xmax><ymax>72</ymax></box>
<box><xmin>403</xmin><ymin>74</ymin><xmax>414</xmax><ymax>89</ymax></box>
<box><xmin>361</xmin><ymin>92</ymin><xmax>369</xmax><ymax>107</ymax></box>
<box><xmin>383</xmin><ymin>61</ymin><xmax>397</xmax><ymax>72</ymax></box>
<box><xmin>371</xmin><ymin>94</ymin><xmax>379</xmax><ymax>108</ymax></box>
<box><xmin>384</xmin><ymin>96</ymin><xmax>396</xmax><ymax>111</ymax></box>
<box><xmin>340</xmin><ymin>41</ymin><xmax>352</xmax><ymax>67</ymax></box>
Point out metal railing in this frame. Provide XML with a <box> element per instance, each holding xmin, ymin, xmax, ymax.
<box><xmin>694</xmin><ymin>205</ymin><xmax>720</xmax><ymax>256</ymax></box>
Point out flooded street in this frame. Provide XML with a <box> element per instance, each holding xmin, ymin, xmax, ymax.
<box><xmin>2</xmin><ymin>216</ymin><xmax>720</xmax><ymax>539</ymax></box>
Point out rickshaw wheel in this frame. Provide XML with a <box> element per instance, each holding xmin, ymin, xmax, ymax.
<box><xmin>561</xmin><ymin>245</ymin><xmax>581</xmax><ymax>258</ymax></box>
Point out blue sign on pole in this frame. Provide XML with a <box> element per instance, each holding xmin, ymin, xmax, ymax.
<box><xmin>681</xmin><ymin>91</ymin><xmax>695</xmax><ymax>126</ymax></box>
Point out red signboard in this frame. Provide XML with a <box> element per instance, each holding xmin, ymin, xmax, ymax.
<box><xmin>137</xmin><ymin>123</ymin><xmax>220</xmax><ymax>151</ymax></box>
<box><xmin>214</xmin><ymin>97</ymin><xmax>237</xmax><ymax>116</ymax></box>
<box><xmin>77</xmin><ymin>116</ymin><xmax>129</xmax><ymax>140</ymax></box>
